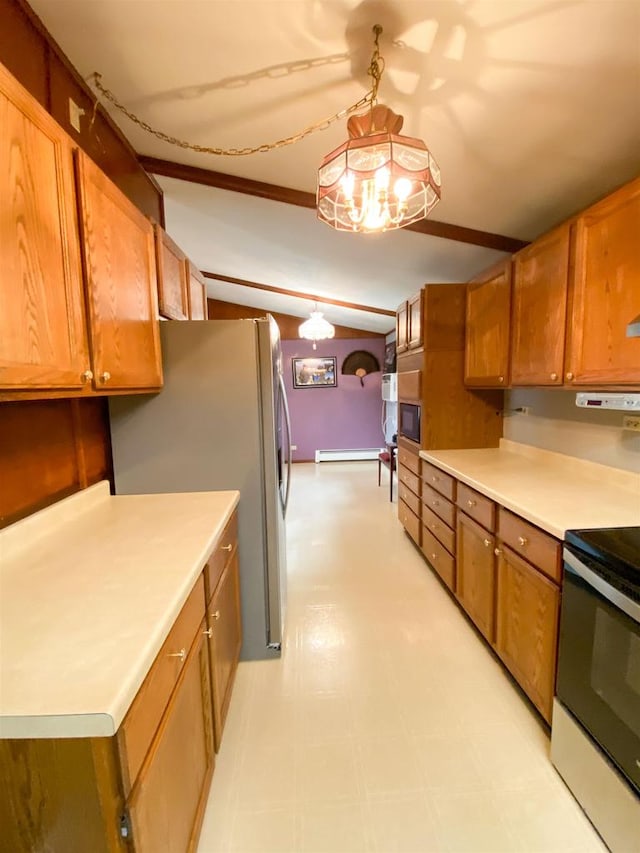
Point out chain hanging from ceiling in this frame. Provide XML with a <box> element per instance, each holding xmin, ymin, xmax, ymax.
<box><xmin>87</xmin><ymin>29</ymin><xmax>386</xmax><ymax>157</ymax></box>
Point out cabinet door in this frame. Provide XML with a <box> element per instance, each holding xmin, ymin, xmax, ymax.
<box><xmin>207</xmin><ymin>552</ymin><xmax>242</xmax><ymax>750</ymax></box>
<box><xmin>456</xmin><ymin>511</ymin><xmax>496</xmax><ymax>642</ymax></box>
<box><xmin>566</xmin><ymin>178</ymin><xmax>640</xmax><ymax>385</ymax></box>
<box><xmin>396</xmin><ymin>301</ymin><xmax>408</xmax><ymax>354</ymax></box>
<box><xmin>155</xmin><ymin>227</ymin><xmax>188</xmax><ymax>321</ymax></box>
<box><xmin>75</xmin><ymin>151</ymin><xmax>162</xmax><ymax>390</ymax></box>
<box><xmin>0</xmin><ymin>62</ymin><xmax>89</xmax><ymax>390</ymax></box>
<box><xmin>187</xmin><ymin>262</ymin><xmax>208</xmax><ymax>320</ymax></box>
<box><xmin>128</xmin><ymin>624</ymin><xmax>214</xmax><ymax>853</ymax></box>
<box><xmin>495</xmin><ymin>546</ymin><xmax>560</xmax><ymax>723</ymax></box>
<box><xmin>465</xmin><ymin>262</ymin><xmax>511</xmax><ymax>387</ymax></box>
<box><xmin>511</xmin><ymin>225</ymin><xmax>570</xmax><ymax>386</ymax></box>
<box><xmin>407</xmin><ymin>291</ymin><xmax>423</xmax><ymax>349</ymax></box>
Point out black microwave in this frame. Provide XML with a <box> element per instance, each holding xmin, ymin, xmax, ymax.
<box><xmin>399</xmin><ymin>403</ymin><xmax>421</xmax><ymax>444</ymax></box>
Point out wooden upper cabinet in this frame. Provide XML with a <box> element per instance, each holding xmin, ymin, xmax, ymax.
<box><xmin>155</xmin><ymin>226</ymin><xmax>188</xmax><ymax>321</ymax></box>
<box><xmin>75</xmin><ymin>151</ymin><xmax>163</xmax><ymax>391</ymax></box>
<box><xmin>0</xmin><ymin>61</ymin><xmax>90</xmax><ymax>390</ymax></box>
<box><xmin>566</xmin><ymin>178</ymin><xmax>640</xmax><ymax>385</ymax></box>
<box><xmin>465</xmin><ymin>261</ymin><xmax>512</xmax><ymax>387</ymax></box>
<box><xmin>187</xmin><ymin>262</ymin><xmax>208</xmax><ymax>321</ymax></box>
<box><xmin>396</xmin><ymin>300</ymin><xmax>409</xmax><ymax>354</ymax></box>
<box><xmin>511</xmin><ymin>224</ymin><xmax>570</xmax><ymax>386</ymax></box>
<box><xmin>407</xmin><ymin>290</ymin><xmax>423</xmax><ymax>349</ymax></box>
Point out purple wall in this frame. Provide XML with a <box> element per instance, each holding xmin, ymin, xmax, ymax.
<box><xmin>282</xmin><ymin>338</ymin><xmax>386</xmax><ymax>462</ymax></box>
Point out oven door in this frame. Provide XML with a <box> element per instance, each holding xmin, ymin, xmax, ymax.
<box><xmin>556</xmin><ymin>546</ymin><xmax>640</xmax><ymax>793</ymax></box>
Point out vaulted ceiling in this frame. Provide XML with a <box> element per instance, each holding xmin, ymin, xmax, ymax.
<box><xmin>29</xmin><ymin>0</ymin><xmax>640</xmax><ymax>333</ymax></box>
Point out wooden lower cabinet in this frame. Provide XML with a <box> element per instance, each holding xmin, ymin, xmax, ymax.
<box><xmin>207</xmin><ymin>551</ymin><xmax>242</xmax><ymax>750</ymax></box>
<box><xmin>128</xmin><ymin>623</ymin><xmax>214</xmax><ymax>853</ymax></box>
<box><xmin>495</xmin><ymin>546</ymin><xmax>560</xmax><ymax>723</ymax></box>
<box><xmin>455</xmin><ymin>511</ymin><xmax>496</xmax><ymax>643</ymax></box>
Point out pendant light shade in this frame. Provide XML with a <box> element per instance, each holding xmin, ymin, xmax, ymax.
<box><xmin>298</xmin><ymin>309</ymin><xmax>335</xmax><ymax>350</ymax></box>
<box><xmin>317</xmin><ymin>105</ymin><xmax>441</xmax><ymax>234</ymax></box>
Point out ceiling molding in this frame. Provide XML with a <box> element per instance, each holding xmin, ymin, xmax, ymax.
<box><xmin>139</xmin><ymin>155</ymin><xmax>529</xmax><ymax>253</ymax></box>
<box><xmin>201</xmin><ymin>270</ymin><xmax>396</xmax><ymax>318</ymax></box>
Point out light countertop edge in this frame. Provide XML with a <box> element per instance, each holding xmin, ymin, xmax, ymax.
<box><xmin>0</xmin><ymin>484</ymin><xmax>240</xmax><ymax>740</ymax></box>
<box><xmin>419</xmin><ymin>442</ymin><xmax>640</xmax><ymax>539</ymax></box>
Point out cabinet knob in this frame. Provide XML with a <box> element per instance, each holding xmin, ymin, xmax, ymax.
<box><xmin>212</xmin><ymin>610</ymin><xmax>220</xmax><ymax>621</ymax></box>
<box><xmin>484</xmin><ymin>538</ymin><xmax>491</xmax><ymax>547</ymax></box>
<box><xmin>81</xmin><ymin>370</ymin><xmax>93</xmax><ymax>383</ymax></box>
<box><xmin>550</xmin><ymin>372</ymin><xmax>558</xmax><ymax>381</ymax></box>
<box><xmin>432</xmin><ymin>475</ymin><xmax>438</xmax><ymax>482</ymax></box>
<box><xmin>494</xmin><ymin>547</ymin><xmax>502</xmax><ymax>556</ymax></box>
<box><xmin>167</xmin><ymin>648</ymin><xmax>186</xmax><ymax>662</ymax></box>
<box><xmin>518</xmin><ymin>536</ymin><xmax>528</xmax><ymax>547</ymax></box>
<box><xmin>566</xmin><ymin>372</ymin><xmax>574</xmax><ymax>381</ymax></box>
<box><xmin>467</xmin><ymin>499</ymin><xmax>476</xmax><ymax>508</ymax></box>
<box><xmin>221</xmin><ymin>544</ymin><xmax>233</xmax><ymax>552</ymax></box>
<box><xmin>433</xmin><ymin>500</ymin><xmax>439</xmax><ymax>507</ymax></box>
<box><xmin>99</xmin><ymin>371</ymin><xmax>111</xmax><ymax>383</ymax></box>
<box><xmin>498</xmin><ymin>376</ymin><xmax>504</xmax><ymax>384</ymax></box>
<box><xmin>431</xmin><ymin>553</ymin><xmax>437</xmax><ymax>560</ymax></box>
<box><xmin>203</xmin><ymin>627</ymin><xmax>213</xmax><ymax>638</ymax></box>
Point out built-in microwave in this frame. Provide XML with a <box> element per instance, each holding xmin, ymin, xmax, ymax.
<box><xmin>399</xmin><ymin>403</ymin><xmax>421</xmax><ymax>444</ymax></box>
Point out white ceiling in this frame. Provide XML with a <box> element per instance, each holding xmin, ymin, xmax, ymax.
<box><xmin>30</xmin><ymin>0</ymin><xmax>640</xmax><ymax>333</ymax></box>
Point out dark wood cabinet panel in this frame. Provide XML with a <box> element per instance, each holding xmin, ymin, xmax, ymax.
<box><xmin>396</xmin><ymin>301</ymin><xmax>408</xmax><ymax>354</ymax></box>
<box><xmin>0</xmin><ymin>0</ymin><xmax>48</xmax><ymax>107</ymax></box>
<box><xmin>207</xmin><ymin>553</ymin><xmax>242</xmax><ymax>751</ymax></box>
<box><xmin>465</xmin><ymin>260</ymin><xmax>512</xmax><ymax>387</ymax></box>
<box><xmin>511</xmin><ymin>225</ymin><xmax>570</xmax><ymax>386</ymax></box>
<box><xmin>495</xmin><ymin>546</ymin><xmax>560</xmax><ymax>723</ymax></box>
<box><xmin>456</xmin><ymin>511</ymin><xmax>496</xmax><ymax>643</ymax></box>
<box><xmin>566</xmin><ymin>177</ymin><xmax>640</xmax><ymax>385</ymax></box>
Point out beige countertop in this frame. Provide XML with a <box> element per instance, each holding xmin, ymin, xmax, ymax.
<box><xmin>0</xmin><ymin>482</ymin><xmax>239</xmax><ymax>740</ymax></box>
<box><xmin>420</xmin><ymin>440</ymin><xmax>640</xmax><ymax>539</ymax></box>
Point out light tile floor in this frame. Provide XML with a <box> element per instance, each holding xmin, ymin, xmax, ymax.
<box><xmin>197</xmin><ymin>462</ymin><xmax>606</xmax><ymax>853</ymax></box>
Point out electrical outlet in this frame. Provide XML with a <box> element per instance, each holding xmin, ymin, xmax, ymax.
<box><xmin>623</xmin><ymin>415</ymin><xmax>640</xmax><ymax>432</ymax></box>
<box><xmin>68</xmin><ymin>98</ymin><xmax>85</xmax><ymax>133</ymax></box>
<box><xmin>517</xmin><ymin>406</ymin><xmax>531</xmax><ymax>416</ymax></box>
<box><xmin>291</xmin><ymin>444</ymin><xmax>297</xmax><ymax>450</ymax></box>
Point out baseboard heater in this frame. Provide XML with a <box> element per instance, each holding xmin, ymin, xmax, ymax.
<box><xmin>314</xmin><ymin>448</ymin><xmax>382</xmax><ymax>463</ymax></box>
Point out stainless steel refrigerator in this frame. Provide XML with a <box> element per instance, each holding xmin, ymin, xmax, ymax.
<box><xmin>108</xmin><ymin>318</ymin><xmax>292</xmax><ymax>660</ymax></box>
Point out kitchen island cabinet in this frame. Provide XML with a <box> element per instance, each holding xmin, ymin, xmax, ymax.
<box><xmin>0</xmin><ymin>483</ymin><xmax>240</xmax><ymax>853</ymax></box>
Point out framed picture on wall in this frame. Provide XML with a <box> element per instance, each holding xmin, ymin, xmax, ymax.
<box><xmin>292</xmin><ymin>357</ymin><xmax>337</xmax><ymax>388</ymax></box>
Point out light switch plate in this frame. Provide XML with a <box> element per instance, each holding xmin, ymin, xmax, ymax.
<box><xmin>68</xmin><ymin>98</ymin><xmax>85</xmax><ymax>133</ymax></box>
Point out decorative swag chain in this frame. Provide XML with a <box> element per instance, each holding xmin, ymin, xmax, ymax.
<box><xmin>89</xmin><ymin>72</ymin><xmax>375</xmax><ymax>156</ymax></box>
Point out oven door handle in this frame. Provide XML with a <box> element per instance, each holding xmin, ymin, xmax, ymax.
<box><xmin>564</xmin><ymin>549</ymin><xmax>640</xmax><ymax>625</ymax></box>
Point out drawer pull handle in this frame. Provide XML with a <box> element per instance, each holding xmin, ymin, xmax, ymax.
<box><xmin>203</xmin><ymin>627</ymin><xmax>213</xmax><ymax>638</ymax></box>
<box><xmin>494</xmin><ymin>547</ymin><xmax>502</xmax><ymax>556</ymax></box>
<box><xmin>221</xmin><ymin>544</ymin><xmax>233</xmax><ymax>552</ymax></box>
<box><xmin>168</xmin><ymin>648</ymin><xmax>186</xmax><ymax>662</ymax></box>
<box><xmin>518</xmin><ymin>536</ymin><xmax>528</xmax><ymax>547</ymax></box>
<box><xmin>467</xmin><ymin>499</ymin><xmax>476</xmax><ymax>508</ymax></box>
<box><xmin>483</xmin><ymin>538</ymin><xmax>491</xmax><ymax>547</ymax></box>
<box><xmin>212</xmin><ymin>610</ymin><xmax>221</xmax><ymax>620</ymax></box>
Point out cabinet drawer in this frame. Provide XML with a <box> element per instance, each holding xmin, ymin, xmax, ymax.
<box><xmin>421</xmin><ymin>526</ymin><xmax>455</xmax><ymax>590</ymax></box>
<box><xmin>398</xmin><ymin>464</ymin><xmax>421</xmax><ymax>497</ymax></box>
<box><xmin>498</xmin><ymin>508</ymin><xmax>561</xmax><ymax>583</ymax></box>
<box><xmin>422</xmin><ymin>505</ymin><xmax>455</xmax><ymax>554</ymax></box>
<box><xmin>398</xmin><ymin>370</ymin><xmax>421</xmax><ymax>402</ymax></box>
<box><xmin>399</xmin><ymin>499</ymin><xmax>421</xmax><ymax>546</ymax></box>
<box><xmin>456</xmin><ymin>483</ymin><xmax>495</xmax><ymax>532</ymax></box>
<box><xmin>399</xmin><ymin>483</ymin><xmax>421</xmax><ymax>517</ymax></box>
<box><xmin>421</xmin><ymin>461</ymin><xmax>456</xmax><ymax>501</ymax></box>
<box><xmin>421</xmin><ymin>482</ymin><xmax>455</xmax><ymax>528</ymax></box>
<box><xmin>205</xmin><ymin>510</ymin><xmax>238</xmax><ymax>604</ymax></box>
<box><xmin>118</xmin><ymin>573</ymin><xmax>206</xmax><ymax>794</ymax></box>
<box><xmin>398</xmin><ymin>447</ymin><xmax>420</xmax><ymax>475</ymax></box>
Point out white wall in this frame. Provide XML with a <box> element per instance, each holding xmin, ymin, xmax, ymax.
<box><xmin>504</xmin><ymin>389</ymin><xmax>640</xmax><ymax>473</ymax></box>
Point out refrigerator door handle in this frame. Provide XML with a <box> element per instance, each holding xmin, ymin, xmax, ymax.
<box><xmin>278</xmin><ymin>372</ymin><xmax>293</xmax><ymax>517</ymax></box>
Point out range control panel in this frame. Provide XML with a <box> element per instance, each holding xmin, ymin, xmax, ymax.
<box><xmin>576</xmin><ymin>393</ymin><xmax>640</xmax><ymax>411</ymax></box>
